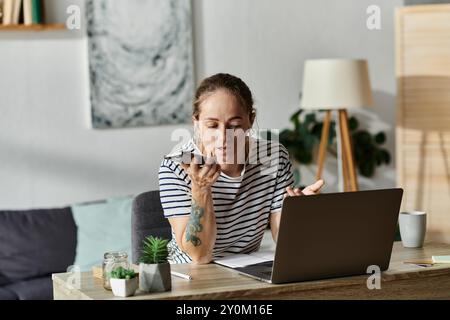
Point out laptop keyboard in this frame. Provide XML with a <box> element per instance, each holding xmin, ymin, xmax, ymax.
<box><xmin>252</xmin><ymin>261</ymin><xmax>274</xmax><ymax>268</ymax></box>
<box><xmin>235</xmin><ymin>260</ymin><xmax>274</xmax><ymax>281</ymax></box>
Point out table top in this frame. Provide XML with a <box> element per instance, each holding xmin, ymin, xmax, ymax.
<box><xmin>52</xmin><ymin>241</ymin><xmax>450</xmax><ymax>300</ymax></box>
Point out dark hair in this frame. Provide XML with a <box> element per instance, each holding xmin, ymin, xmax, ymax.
<box><xmin>193</xmin><ymin>73</ymin><xmax>255</xmax><ymax>121</ymax></box>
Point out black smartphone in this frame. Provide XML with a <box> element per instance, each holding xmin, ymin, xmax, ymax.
<box><xmin>164</xmin><ymin>150</ymin><xmax>216</xmax><ymax>166</ymax></box>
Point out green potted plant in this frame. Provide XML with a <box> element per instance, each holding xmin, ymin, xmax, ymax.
<box><xmin>279</xmin><ymin>110</ymin><xmax>391</xmax><ymax>184</ymax></box>
<box><xmin>139</xmin><ymin>235</ymin><xmax>171</xmax><ymax>292</ymax></box>
<box><xmin>109</xmin><ymin>266</ymin><xmax>138</xmax><ymax>297</ymax></box>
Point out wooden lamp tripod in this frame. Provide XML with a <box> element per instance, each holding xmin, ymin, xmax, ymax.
<box><xmin>300</xmin><ymin>59</ymin><xmax>373</xmax><ymax>192</ymax></box>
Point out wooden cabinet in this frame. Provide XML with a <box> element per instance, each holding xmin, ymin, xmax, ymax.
<box><xmin>396</xmin><ymin>4</ymin><xmax>450</xmax><ymax>243</ymax></box>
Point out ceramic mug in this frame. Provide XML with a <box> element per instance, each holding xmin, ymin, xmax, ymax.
<box><xmin>399</xmin><ymin>211</ymin><xmax>427</xmax><ymax>248</ymax></box>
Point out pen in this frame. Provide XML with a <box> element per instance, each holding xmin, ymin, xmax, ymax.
<box><xmin>171</xmin><ymin>271</ymin><xmax>192</xmax><ymax>280</ymax></box>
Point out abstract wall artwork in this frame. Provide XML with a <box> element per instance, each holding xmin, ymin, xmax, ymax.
<box><xmin>86</xmin><ymin>0</ymin><xmax>195</xmax><ymax>128</ymax></box>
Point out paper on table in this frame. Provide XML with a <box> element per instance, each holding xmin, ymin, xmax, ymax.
<box><xmin>214</xmin><ymin>250</ymin><xmax>275</xmax><ymax>268</ymax></box>
<box><xmin>250</xmin><ymin>250</ymin><xmax>275</xmax><ymax>261</ymax></box>
<box><xmin>432</xmin><ymin>255</ymin><xmax>450</xmax><ymax>263</ymax></box>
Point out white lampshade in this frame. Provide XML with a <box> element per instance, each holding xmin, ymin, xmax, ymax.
<box><xmin>300</xmin><ymin>59</ymin><xmax>373</xmax><ymax>110</ymax></box>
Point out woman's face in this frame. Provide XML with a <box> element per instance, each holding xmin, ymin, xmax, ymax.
<box><xmin>194</xmin><ymin>89</ymin><xmax>253</xmax><ymax>166</ymax></box>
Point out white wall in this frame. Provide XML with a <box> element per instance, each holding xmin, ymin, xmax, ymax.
<box><xmin>0</xmin><ymin>0</ymin><xmax>403</xmax><ymax>209</ymax></box>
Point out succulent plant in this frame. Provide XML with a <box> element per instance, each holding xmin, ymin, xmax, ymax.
<box><xmin>140</xmin><ymin>236</ymin><xmax>169</xmax><ymax>264</ymax></box>
<box><xmin>109</xmin><ymin>266</ymin><xmax>136</xmax><ymax>280</ymax></box>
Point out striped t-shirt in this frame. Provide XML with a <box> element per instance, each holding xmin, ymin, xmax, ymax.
<box><xmin>158</xmin><ymin>138</ymin><xmax>294</xmax><ymax>263</ymax></box>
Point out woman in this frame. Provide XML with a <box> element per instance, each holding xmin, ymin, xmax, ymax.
<box><xmin>159</xmin><ymin>73</ymin><xmax>324</xmax><ymax>264</ymax></box>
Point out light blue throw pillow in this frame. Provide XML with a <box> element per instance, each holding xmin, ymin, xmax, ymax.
<box><xmin>71</xmin><ymin>195</ymin><xmax>134</xmax><ymax>272</ymax></box>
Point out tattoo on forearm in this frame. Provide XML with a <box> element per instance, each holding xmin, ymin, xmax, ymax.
<box><xmin>185</xmin><ymin>200</ymin><xmax>204</xmax><ymax>246</ymax></box>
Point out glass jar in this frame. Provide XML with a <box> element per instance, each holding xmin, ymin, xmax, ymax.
<box><xmin>102</xmin><ymin>251</ymin><xmax>129</xmax><ymax>290</ymax></box>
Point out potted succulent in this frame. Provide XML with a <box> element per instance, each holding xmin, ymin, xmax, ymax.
<box><xmin>109</xmin><ymin>266</ymin><xmax>138</xmax><ymax>297</ymax></box>
<box><xmin>139</xmin><ymin>235</ymin><xmax>172</xmax><ymax>293</ymax></box>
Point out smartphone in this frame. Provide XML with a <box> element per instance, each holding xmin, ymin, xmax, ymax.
<box><xmin>164</xmin><ymin>150</ymin><xmax>216</xmax><ymax>166</ymax></box>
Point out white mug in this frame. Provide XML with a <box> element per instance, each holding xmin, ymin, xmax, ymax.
<box><xmin>398</xmin><ymin>211</ymin><xmax>427</xmax><ymax>248</ymax></box>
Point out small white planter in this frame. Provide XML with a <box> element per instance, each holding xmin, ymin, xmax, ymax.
<box><xmin>110</xmin><ymin>277</ymin><xmax>138</xmax><ymax>297</ymax></box>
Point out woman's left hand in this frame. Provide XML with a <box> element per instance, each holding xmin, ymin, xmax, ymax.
<box><xmin>285</xmin><ymin>179</ymin><xmax>325</xmax><ymax>197</ymax></box>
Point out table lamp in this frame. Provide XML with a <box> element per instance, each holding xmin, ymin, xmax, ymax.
<box><xmin>300</xmin><ymin>59</ymin><xmax>373</xmax><ymax>192</ymax></box>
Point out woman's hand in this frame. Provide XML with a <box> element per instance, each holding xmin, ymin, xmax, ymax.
<box><xmin>284</xmin><ymin>179</ymin><xmax>325</xmax><ymax>197</ymax></box>
<box><xmin>180</xmin><ymin>161</ymin><xmax>221</xmax><ymax>192</ymax></box>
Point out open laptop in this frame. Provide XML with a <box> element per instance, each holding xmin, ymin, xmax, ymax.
<box><xmin>234</xmin><ymin>188</ymin><xmax>403</xmax><ymax>284</ymax></box>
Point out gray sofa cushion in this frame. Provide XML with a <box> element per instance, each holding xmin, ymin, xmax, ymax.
<box><xmin>2</xmin><ymin>277</ymin><xmax>53</xmax><ymax>300</ymax></box>
<box><xmin>0</xmin><ymin>207</ymin><xmax>77</xmax><ymax>286</ymax></box>
<box><xmin>0</xmin><ymin>287</ymin><xmax>18</xmax><ymax>300</ymax></box>
<box><xmin>132</xmin><ymin>191</ymin><xmax>171</xmax><ymax>264</ymax></box>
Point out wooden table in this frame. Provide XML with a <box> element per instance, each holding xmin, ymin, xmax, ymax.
<box><xmin>52</xmin><ymin>242</ymin><xmax>450</xmax><ymax>300</ymax></box>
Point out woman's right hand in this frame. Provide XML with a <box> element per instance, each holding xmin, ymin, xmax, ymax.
<box><xmin>180</xmin><ymin>161</ymin><xmax>221</xmax><ymax>192</ymax></box>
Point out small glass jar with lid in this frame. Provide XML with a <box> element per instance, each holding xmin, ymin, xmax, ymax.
<box><xmin>102</xmin><ymin>251</ymin><xmax>129</xmax><ymax>290</ymax></box>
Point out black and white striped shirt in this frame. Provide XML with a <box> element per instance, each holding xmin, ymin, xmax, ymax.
<box><xmin>158</xmin><ymin>138</ymin><xmax>294</xmax><ymax>263</ymax></box>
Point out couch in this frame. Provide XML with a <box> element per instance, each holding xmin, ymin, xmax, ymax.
<box><xmin>0</xmin><ymin>207</ymin><xmax>77</xmax><ymax>300</ymax></box>
<box><xmin>0</xmin><ymin>190</ymin><xmax>169</xmax><ymax>300</ymax></box>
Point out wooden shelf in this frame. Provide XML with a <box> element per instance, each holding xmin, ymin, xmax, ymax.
<box><xmin>0</xmin><ymin>23</ymin><xmax>66</xmax><ymax>31</ymax></box>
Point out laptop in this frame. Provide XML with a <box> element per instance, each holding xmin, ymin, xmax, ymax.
<box><xmin>234</xmin><ymin>188</ymin><xmax>404</xmax><ymax>284</ymax></box>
